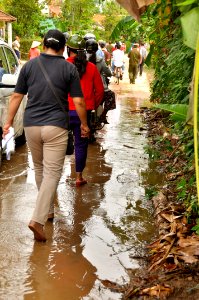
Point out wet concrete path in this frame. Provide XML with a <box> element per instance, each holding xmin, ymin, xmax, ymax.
<box><xmin>0</xmin><ymin>62</ymin><xmax>156</xmax><ymax>299</ymax></box>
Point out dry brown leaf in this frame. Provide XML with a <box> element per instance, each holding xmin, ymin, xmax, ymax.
<box><xmin>163</xmin><ymin>262</ymin><xmax>177</xmax><ymax>271</ymax></box>
<box><xmin>147</xmin><ymin>239</ymin><xmax>161</xmax><ymax>248</ymax></box>
<box><xmin>160</xmin><ymin>212</ymin><xmax>174</xmax><ymax>223</ymax></box>
<box><xmin>170</xmin><ymin>221</ymin><xmax>178</xmax><ymax>234</ymax></box>
<box><xmin>166</xmin><ymin>171</ymin><xmax>183</xmax><ymax>181</ymax></box>
<box><xmin>140</xmin><ymin>284</ymin><xmax>173</xmax><ymax>298</ymax></box>
<box><xmin>160</xmin><ymin>232</ymin><xmax>176</xmax><ymax>243</ymax></box>
<box><xmin>152</xmin><ymin>192</ymin><xmax>167</xmax><ymax>209</ymax></box>
<box><xmin>181</xmin><ymin>215</ymin><xmax>188</xmax><ymax>225</ymax></box>
<box><xmin>149</xmin><ymin>240</ymin><xmax>176</xmax><ymax>271</ymax></box>
<box><xmin>176</xmin><ymin>225</ymin><xmax>190</xmax><ymax>239</ymax></box>
<box><xmin>177</xmin><ymin>250</ymin><xmax>198</xmax><ymax>264</ymax></box>
<box><xmin>160</xmin><ymin>212</ymin><xmax>182</xmax><ymax>223</ymax></box>
<box><xmin>170</xmin><ymin>203</ymin><xmax>185</xmax><ymax>213</ymax></box>
<box><xmin>178</xmin><ymin>236</ymin><xmax>199</xmax><ymax>248</ymax></box>
<box><xmin>178</xmin><ymin>245</ymin><xmax>199</xmax><ymax>257</ymax></box>
<box><xmin>100</xmin><ymin>279</ymin><xmax>126</xmax><ymax>292</ymax></box>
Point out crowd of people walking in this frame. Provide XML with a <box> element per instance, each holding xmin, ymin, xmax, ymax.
<box><xmin>4</xmin><ymin>29</ymin><xmax>148</xmax><ymax>242</ymax></box>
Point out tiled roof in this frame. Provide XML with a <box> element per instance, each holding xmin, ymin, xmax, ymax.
<box><xmin>0</xmin><ymin>10</ymin><xmax>16</xmax><ymax>22</ymax></box>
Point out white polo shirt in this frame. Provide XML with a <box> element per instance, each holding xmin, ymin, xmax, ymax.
<box><xmin>112</xmin><ymin>49</ymin><xmax>124</xmax><ymax>67</ymax></box>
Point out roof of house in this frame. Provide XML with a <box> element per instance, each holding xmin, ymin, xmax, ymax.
<box><xmin>115</xmin><ymin>0</ymin><xmax>154</xmax><ymax>21</ymax></box>
<box><xmin>0</xmin><ymin>10</ymin><xmax>16</xmax><ymax>22</ymax></box>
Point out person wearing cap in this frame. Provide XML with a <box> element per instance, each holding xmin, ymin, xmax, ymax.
<box><xmin>99</xmin><ymin>41</ymin><xmax>111</xmax><ymax>65</ymax></box>
<box><xmin>66</xmin><ymin>34</ymin><xmax>104</xmax><ymax>186</ymax></box>
<box><xmin>128</xmin><ymin>43</ymin><xmax>141</xmax><ymax>84</ymax></box>
<box><xmin>28</xmin><ymin>41</ymin><xmax>41</xmax><ymax>60</ymax></box>
<box><xmin>3</xmin><ymin>29</ymin><xmax>90</xmax><ymax>242</ymax></box>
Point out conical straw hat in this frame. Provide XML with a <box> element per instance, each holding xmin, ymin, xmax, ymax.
<box><xmin>31</xmin><ymin>41</ymin><xmax>41</xmax><ymax>48</ymax></box>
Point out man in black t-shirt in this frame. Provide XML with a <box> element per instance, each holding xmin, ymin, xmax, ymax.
<box><xmin>3</xmin><ymin>30</ymin><xmax>90</xmax><ymax>242</ymax></box>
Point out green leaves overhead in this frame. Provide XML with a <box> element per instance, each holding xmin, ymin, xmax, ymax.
<box><xmin>110</xmin><ymin>16</ymin><xmax>134</xmax><ymax>41</ymax></box>
<box><xmin>181</xmin><ymin>7</ymin><xmax>199</xmax><ymax>50</ymax></box>
<box><xmin>39</xmin><ymin>19</ymin><xmax>56</xmax><ymax>35</ymax></box>
<box><xmin>4</xmin><ymin>0</ymin><xmax>42</xmax><ymax>37</ymax></box>
<box><xmin>62</xmin><ymin>0</ymin><xmax>99</xmax><ymax>34</ymax></box>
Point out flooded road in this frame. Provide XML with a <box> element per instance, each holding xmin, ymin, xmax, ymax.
<box><xmin>0</xmin><ymin>64</ymin><xmax>156</xmax><ymax>299</ymax></box>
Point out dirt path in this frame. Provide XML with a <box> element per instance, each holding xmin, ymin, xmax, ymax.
<box><xmin>114</xmin><ymin>59</ymin><xmax>199</xmax><ymax>300</ymax></box>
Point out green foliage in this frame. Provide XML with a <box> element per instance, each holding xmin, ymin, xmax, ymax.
<box><xmin>148</xmin><ymin>2</ymin><xmax>195</xmax><ymax>104</ymax></box>
<box><xmin>192</xmin><ymin>223</ymin><xmax>199</xmax><ymax>234</ymax></box>
<box><xmin>144</xmin><ymin>144</ymin><xmax>160</xmax><ymax>160</ymax></box>
<box><xmin>5</xmin><ymin>0</ymin><xmax>43</xmax><ymax>37</ymax></box>
<box><xmin>108</xmin><ymin>0</ymin><xmax>196</xmax><ymax>105</ymax></box>
<box><xmin>177</xmin><ymin>177</ymin><xmax>187</xmax><ymax>200</ymax></box>
<box><xmin>153</xmin><ymin>104</ymin><xmax>188</xmax><ymax>121</ymax></box>
<box><xmin>62</xmin><ymin>0</ymin><xmax>99</xmax><ymax>34</ymax></box>
<box><xmin>145</xmin><ymin>186</ymin><xmax>158</xmax><ymax>200</ymax></box>
<box><xmin>91</xmin><ymin>0</ymin><xmax>128</xmax><ymax>41</ymax></box>
<box><xmin>110</xmin><ymin>16</ymin><xmax>134</xmax><ymax>42</ymax></box>
<box><xmin>192</xmin><ymin>218</ymin><xmax>199</xmax><ymax>234</ymax></box>
<box><xmin>109</xmin><ymin>12</ymin><xmax>155</xmax><ymax>45</ymax></box>
<box><xmin>181</xmin><ymin>7</ymin><xmax>199</xmax><ymax>50</ymax></box>
<box><xmin>39</xmin><ymin>19</ymin><xmax>56</xmax><ymax>35</ymax></box>
<box><xmin>177</xmin><ymin>0</ymin><xmax>198</xmax><ymax>7</ymax></box>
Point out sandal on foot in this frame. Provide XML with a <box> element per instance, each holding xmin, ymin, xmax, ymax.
<box><xmin>76</xmin><ymin>179</ymin><xmax>87</xmax><ymax>187</ymax></box>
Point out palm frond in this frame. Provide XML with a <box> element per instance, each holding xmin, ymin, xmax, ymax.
<box><xmin>110</xmin><ymin>16</ymin><xmax>134</xmax><ymax>41</ymax></box>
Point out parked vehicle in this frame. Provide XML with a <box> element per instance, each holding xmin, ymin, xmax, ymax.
<box><xmin>0</xmin><ymin>39</ymin><xmax>26</xmax><ymax>167</ymax></box>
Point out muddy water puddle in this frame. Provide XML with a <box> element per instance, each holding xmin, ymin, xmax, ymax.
<box><xmin>0</xmin><ymin>70</ymin><xmax>157</xmax><ymax>299</ymax></box>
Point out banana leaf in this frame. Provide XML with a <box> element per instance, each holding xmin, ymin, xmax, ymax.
<box><xmin>110</xmin><ymin>16</ymin><xmax>134</xmax><ymax>41</ymax></box>
<box><xmin>145</xmin><ymin>44</ymin><xmax>154</xmax><ymax>67</ymax></box>
<box><xmin>177</xmin><ymin>0</ymin><xmax>198</xmax><ymax>6</ymax></box>
<box><xmin>153</xmin><ymin>104</ymin><xmax>188</xmax><ymax>121</ymax></box>
<box><xmin>181</xmin><ymin>7</ymin><xmax>199</xmax><ymax>50</ymax></box>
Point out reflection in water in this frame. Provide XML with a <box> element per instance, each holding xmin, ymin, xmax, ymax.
<box><xmin>81</xmin><ymin>95</ymin><xmax>155</xmax><ymax>295</ymax></box>
<box><xmin>25</xmin><ymin>141</ymin><xmax>113</xmax><ymax>299</ymax></box>
<box><xmin>0</xmin><ymin>71</ymin><xmax>156</xmax><ymax>299</ymax></box>
<box><xmin>0</xmin><ymin>145</ymin><xmax>34</xmax><ymax>299</ymax></box>
<box><xmin>26</xmin><ymin>234</ymin><xmax>97</xmax><ymax>300</ymax></box>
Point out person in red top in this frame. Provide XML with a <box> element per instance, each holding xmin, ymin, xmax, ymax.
<box><xmin>28</xmin><ymin>41</ymin><xmax>41</xmax><ymax>60</ymax></box>
<box><xmin>66</xmin><ymin>34</ymin><xmax>104</xmax><ymax>186</ymax></box>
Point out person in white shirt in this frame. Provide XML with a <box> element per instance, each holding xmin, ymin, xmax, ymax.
<box><xmin>12</xmin><ymin>36</ymin><xmax>20</xmax><ymax>60</ymax></box>
<box><xmin>139</xmin><ymin>43</ymin><xmax>147</xmax><ymax>76</ymax></box>
<box><xmin>112</xmin><ymin>44</ymin><xmax>124</xmax><ymax>79</ymax></box>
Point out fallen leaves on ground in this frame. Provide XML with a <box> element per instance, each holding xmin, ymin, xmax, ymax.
<box><xmin>102</xmin><ymin>278</ymin><xmax>174</xmax><ymax>299</ymax></box>
<box><xmin>147</xmin><ymin>191</ymin><xmax>199</xmax><ymax>271</ymax></box>
<box><xmin>140</xmin><ymin>284</ymin><xmax>173</xmax><ymax>298</ymax></box>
